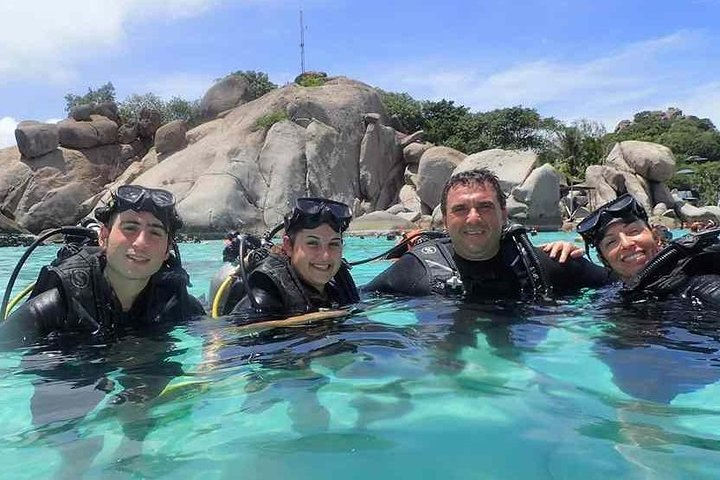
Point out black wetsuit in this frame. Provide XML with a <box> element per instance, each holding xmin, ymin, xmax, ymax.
<box><xmin>621</xmin><ymin>230</ymin><xmax>720</xmax><ymax>307</ymax></box>
<box><xmin>0</xmin><ymin>247</ymin><xmax>205</xmax><ymax>344</ymax></box>
<box><xmin>364</xmin><ymin>228</ymin><xmax>611</xmax><ymax>301</ymax></box>
<box><xmin>230</xmin><ymin>253</ymin><xmax>359</xmax><ymax>320</ymax></box>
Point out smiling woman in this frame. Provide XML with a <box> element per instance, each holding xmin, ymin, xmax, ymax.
<box><xmin>226</xmin><ymin>197</ymin><xmax>360</xmax><ymax>322</ymax></box>
<box><xmin>578</xmin><ymin>193</ymin><xmax>720</xmax><ymax>307</ymax></box>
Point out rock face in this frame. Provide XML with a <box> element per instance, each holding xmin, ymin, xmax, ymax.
<box><xmin>359</xmin><ymin>118</ymin><xmax>403</xmax><ymax>210</ymax></box>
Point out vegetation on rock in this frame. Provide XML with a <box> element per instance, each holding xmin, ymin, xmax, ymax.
<box><xmin>253</xmin><ymin>110</ymin><xmax>289</xmax><ymax>131</ymax></box>
<box><xmin>222</xmin><ymin>70</ymin><xmax>277</xmax><ymax>100</ymax></box>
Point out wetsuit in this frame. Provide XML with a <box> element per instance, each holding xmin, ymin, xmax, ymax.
<box><xmin>621</xmin><ymin>230</ymin><xmax>720</xmax><ymax>307</ymax></box>
<box><xmin>0</xmin><ymin>247</ymin><xmax>205</xmax><ymax>344</ymax></box>
<box><xmin>230</xmin><ymin>252</ymin><xmax>359</xmax><ymax>320</ymax></box>
<box><xmin>364</xmin><ymin>226</ymin><xmax>611</xmax><ymax>301</ymax></box>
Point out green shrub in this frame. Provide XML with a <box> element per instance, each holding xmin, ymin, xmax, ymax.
<box><xmin>295</xmin><ymin>71</ymin><xmax>328</xmax><ymax>87</ymax></box>
<box><xmin>254</xmin><ymin>110</ymin><xmax>289</xmax><ymax>131</ymax></box>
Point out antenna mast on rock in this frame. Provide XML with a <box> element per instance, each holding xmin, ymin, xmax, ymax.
<box><xmin>299</xmin><ymin>9</ymin><xmax>306</xmax><ymax>74</ymax></box>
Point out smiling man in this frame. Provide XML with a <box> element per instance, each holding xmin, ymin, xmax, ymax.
<box><xmin>365</xmin><ymin>169</ymin><xmax>610</xmax><ymax>301</ymax></box>
<box><xmin>0</xmin><ymin>184</ymin><xmax>205</xmax><ymax>344</ymax></box>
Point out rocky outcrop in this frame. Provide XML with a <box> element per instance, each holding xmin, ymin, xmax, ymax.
<box><xmin>0</xmin><ymin>142</ymin><xmax>135</xmax><ymax>232</ymax></box>
<box><xmin>57</xmin><ymin>116</ymin><xmax>118</xmax><ymax>149</ymax></box>
<box><xmin>582</xmin><ymin>140</ymin><xmax>718</xmax><ymax>226</ymax></box>
<box><xmin>95</xmin><ymin>77</ymin><xmax>393</xmax><ymax>232</ymax></box>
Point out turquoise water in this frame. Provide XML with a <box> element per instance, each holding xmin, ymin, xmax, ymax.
<box><xmin>1</xmin><ymin>232</ymin><xmax>719</xmax><ymax>479</ymax></box>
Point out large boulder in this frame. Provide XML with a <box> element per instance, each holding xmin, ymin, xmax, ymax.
<box><xmin>14</xmin><ymin>121</ymin><xmax>59</xmax><ymax>158</ymax></box>
<box><xmin>58</xmin><ymin>116</ymin><xmax>118</xmax><ymax>149</ymax></box>
<box><xmin>403</xmin><ymin>142</ymin><xmax>431</xmax><ymax>165</ymax></box>
<box><xmin>137</xmin><ymin>108</ymin><xmax>162</xmax><ymax>139</ymax></box>
<box><xmin>358</xmin><ymin>119</ymin><xmax>403</xmax><ymax>210</ymax></box>
<box><xmin>155</xmin><ymin>120</ymin><xmax>188</xmax><ymax>156</ymax></box>
<box><xmin>455</xmin><ymin>149</ymin><xmax>537</xmax><ymax>193</ymax></box>
<box><xmin>511</xmin><ymin>164</ymin><xmax>562</xmax><ymax>230</ymax></box>
<box><xmin>584</xmin><ymin>165</ymin><xmax>622</xmax><ymax>209</ymax></box>
<box><xmin>606</xmin><ymin>141</ymin><xmax>676</xmax><ymax>182</ymax></box>
<box><xmin>678</xmin><ymin>202</ymin><xmax>720</xmax><ymax>224</ymax></box>
<box><xmin>416</xmin><ymin>146</ymin><xmax>466</xmax><ymax>213</ymax></box>
<box><xmin>199</xmin><ymin>75</ymin><xmax>252</xmax><ymax>120</ymax></box>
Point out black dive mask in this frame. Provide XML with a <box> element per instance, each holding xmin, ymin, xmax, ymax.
<box><xmin>284</xmin><ymin>197</ymin><xmax>352</xmax><ymax>234</ymax></box>
<box><xmin>577</xmin><ymin>193</ymin><xmax>648</xmax><ymax>250</ymax></box>
<box><xmin>95</xmin><ymin>185</ymin><xmax>183</xmax><ymax>233</ymax></box>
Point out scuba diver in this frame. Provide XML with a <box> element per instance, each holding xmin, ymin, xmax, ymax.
<box><xmin>222</xmin><ymin>230</ymin><xmax>241</xmax><ymax>263</ymax></box>
<box><xmin>209</xmin><ymin>197</ymin><xmax>359</xmax><ymax>321</ymax></box>
<box><xmin>0</xmin><ymin>184</ymin><xmax>205</xmax><ymax>343</ymax></box>
<box><xmin>364</xmin><ymin>168</ymin><xmax>611</xmax><ymax>301</ymax></box>
<box><xmin>576</xmin><ymin>194</ymin><xmax>720</xmax><ymax>405</ymax></box>
<box><xmin>0</xmin><ymin>184</ymin><xmax>205</xmax><ymax>477</ymax></box>
<box><xmin>577</xmin><ymin>193</ymin><xmax>720</xmax><ymax>306</ymax></box>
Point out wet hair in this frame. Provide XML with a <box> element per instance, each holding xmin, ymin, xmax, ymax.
<box><xmin>440</xmin><ymin>168</ymin><xmax>506</xmax><ymax>215</ymax></box>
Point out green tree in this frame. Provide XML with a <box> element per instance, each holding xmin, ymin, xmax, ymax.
<box><xmin>547</xmin><ymin>119</ymin><xmax>607</xmax><ymax>181</ymax></box>
<box><xmin>226</xmin><ymin>70</ymin><xmax>277</xmax><ymax>100</ymax></box>
<box><xmin>119</xmin><ymin>93</ymin><xmax>201</xmax><ymax>126</ymax></box>
<box><xmin>378</xmin><ymin>90</ymin><xmax>424</xmax><ymax>133</ymax></box>
<box><xmin>64</xmin><ymin>82</ymin><xmax>116</xmax><ymax>113</ymax></box>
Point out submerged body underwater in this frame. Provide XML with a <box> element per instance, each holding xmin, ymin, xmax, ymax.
<box><xmin>1</xmin><ymin>233</ymin><xmax>720</xmax><ymax>479</ymax></box>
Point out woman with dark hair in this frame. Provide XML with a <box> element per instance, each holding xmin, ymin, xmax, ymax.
<box><xmin>577</xmin><ymin>193</ymin><xmax>720</xmax><ymax>306</ymax></box>
<box><xmin>228</xmin><ymin>197</ymin><xmax>359</xmax><ymax>320</ymax></box>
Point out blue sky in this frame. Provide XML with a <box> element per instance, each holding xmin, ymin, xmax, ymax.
<box><xmin>2</xmin><ymin>0</ymin><xmax>720</xmax><ymax>147</ymax></box>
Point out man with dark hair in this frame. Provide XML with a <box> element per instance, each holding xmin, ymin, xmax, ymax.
<box><xmin>0</xmin><ymin>183</ymin><xmax>204</xmax><ymax>343</ymax></box>
<box><xmin>0</xmin><ymin>185</ymin><xmax>205</xmax><ymax>478</ymax></box>
<box><xmin>365</xmin><ymin>168</ymin><xmax>610</xmax><ymax>300</ymax></box>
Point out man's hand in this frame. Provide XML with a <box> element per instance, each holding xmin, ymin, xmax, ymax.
<box><xmin>540</xmin><ymin>241</ymin><xmax>584</xmax><ymax>263</ymax></box>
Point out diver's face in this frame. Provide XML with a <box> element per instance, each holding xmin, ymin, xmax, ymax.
<box><xmin>598</xmin><ymin>220</ymin><xmax>659</xmax><ymax>282</ymax></box>
<box><xmin>100</xmin><ymin>210</ymin><xmax>169</xmax><ymax>285</ymax></box>
<box><xmin>444</xmin><ymin>182</ymin><xmax>507</xmax><ymax>261</ymax></box>
<box><xmin>283</xmin><ymin>224</ymin><xmax>343</xmax><ymax>292</ymax></box>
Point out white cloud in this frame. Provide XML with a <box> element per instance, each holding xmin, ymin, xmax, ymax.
<box><xmin>0</xmin><ymin>117</ymin><xmax>18</xmax><ymax>149</ymax></box>
<box><xmin>0</xmin><ymin>0</ymin><xmax>220</xmax><ymax>84</ymax></box>
<box><xmin>374</xmin><ymin>31</ymin><xmax>717</xmax><ymax>129</ymax></box>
